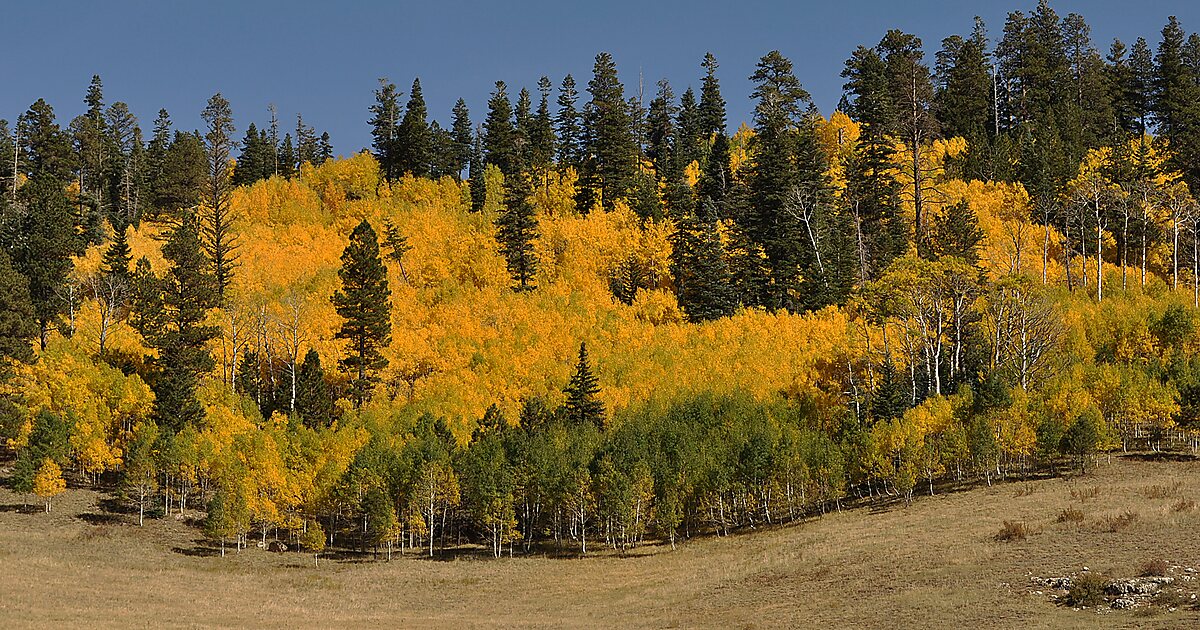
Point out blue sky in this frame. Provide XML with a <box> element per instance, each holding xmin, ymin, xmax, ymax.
<box><xmin>4</xmin><ymin>1</ymin><xmax>1199</xmax><ymax>154</ymax></box>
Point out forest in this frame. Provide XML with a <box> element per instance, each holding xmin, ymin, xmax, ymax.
<box><xmin>2</xmin><ymin>0</ymin><xmax>1200</xmax><ymax>560</ymax></box>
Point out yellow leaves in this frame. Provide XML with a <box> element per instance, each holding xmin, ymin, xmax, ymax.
<box><xmin>684</xmin><ymin>160</ymin><xmax>701</xmax><ymax>188</ymax></box>
<box><xmin>33</xmin><ymin>458</ymin><xmax>66</xmax><ymax>500</ymax></box>
<box><xmin>531</xmin><ymin>168</ymin><xmax>580</xmax><ymax>218</ymax></box>
<box><xmin>302</xmin><ymin>151</ymin><xmax>381</xmax><ymax>211</ymax></box>
<box><xmin>729</xmin><ymin>123</ymin><xmax>755</xmax><ymax>174</ymax></box>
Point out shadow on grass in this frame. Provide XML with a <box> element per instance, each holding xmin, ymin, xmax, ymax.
<box><xmin>172</xmin><ymin>541</ymin><xmax>224</xmax><ymax>557</ymax></box>
<box><xmin>0</xmin><ymin>503</ymin><xmax>40</xmax><ymax>514</ymax></box>
<box><xmin>1120</xmin><ymin>452</ymin><xmax>1198</xmax><ymax>463</ymax></box>
<box><xmin>78</xmin><ymin>512</ymin><xmax>130</xmax><ymax>526</ymax></box>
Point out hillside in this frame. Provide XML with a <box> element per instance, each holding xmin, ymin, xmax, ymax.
<box><xmin>2</xmin><ymin>454</ymin><xmax>1197</xmax><ymax>628</ymax></box>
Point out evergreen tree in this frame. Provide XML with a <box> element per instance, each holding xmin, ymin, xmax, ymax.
<box><xmin>0</xmin><ymin>251</ymin><xmax>36</xmax><ymax>364</ymax></box>
<box><xmin>578</xmin><ymin>53</ymin><xmax>637</xmax><ymax>213</ymax></box>
<box><xmin>746</xmin><ymin>51</ymin><xmax>827</xmax><ymax>311</ymax></box>
<box><xmin>4</xmin><ymin>175</ymin><xmax>78</xmax><ymax>349</ymax></box>
<box><xmin>369</xmin><ymin>78</ymin><xmax>403</xmax><ymax>182</ymax></box>
<box><xmin>555</xmin><ymin>74</ymin><xmax>583</xmax><ymax>169</ymax></box>
<box><xmin>396</xmin><ymin>78</ymin><xmax>431</xmax><ymax>177</ymax></box>
<box><xmin>428</xmin><ymin>121</ymin><xmax>457</xmax><ymax>179</ymax></box>
<box><xmin>332</xmin><ymin>219</ymin><xmax>392</xmax><ymax>407</ymax></box>
<box><xmin>153</xmin><ymin>131</ymin><xmax>205</xmax><ymax>218</ymax></box>
<box><xmin>645</xmin><ymin>79</ymin><xmax>676</xmax><ymax>181</ymax></box>
<box><xmin>676</xmin><ymin>87</ymin><xmax>704</xmax><ymax>170</ymax></box>
<box><xmin>450</xmin><ymin>98</ymin><xmax>473</xmax><ymax>179</ymax></box>
<box><xmin>19</xmin><ymin>99</ymin><xmax>73</xmax><ymax>183</ymax></box>
<box><xmin>1129</xmin><ymin>37</ymin><xmax>1155</xmax><ymax>135</ymax></box>
<box><xmin>296</xmin><ymin>114</ymin><xmax>319</xmax><ymax>166</ymax></box>
<box><xmin>670</xmin><ymin>200</ymin><xmax>734</xmax><ymax>322</ymax></box>
<box><xmin>531</xmin><ymin>76</ymin><xmax>556</xmax><ymax>176</ymax></box>
<box><xmin>278</xmin><ymin>133</ymin><xmax>297</xmax><ymax>179</ymax></box>
<box><xmin>495</xmin><ymin>150</ymin><xmax>539</xmax><ymax>291</ymax></box>
<box><xmin>563</xmin><ymin>341</ymin><xmax>604</xmax><ymax>428</ymax></box>
<box><xmin>1154</xmin><ymin>16</ymin><xmax>1200</xmax><ymax>187</ymax></box>
<box><xmin>318</xmin><ymin>132</ymin><xmax>333</xmax><ymax>164</ymax></box>
<box><xmin>925</xmin><ymin>200</ymin><xmax>986</xmax><ymax>266</ymax></box>
<box><xmin>483</xmin><ymin>81</ymin><xmax>518</xmax><ymax>180</ymax></box>
<box><xmin>102</xmin><ymin>222</ymin><xmax>133</xmax><ymax>281</ymax></box>
<box><xmin>468</xmin><ymin>128</ymin><xmax>486</xmax><ymax>213</ymax></box>
<box><xmin>698</xmin><ymin>52</ymin><xmax>727</xmax><ymax>140</ymax></box>
<box><xmin>296</xmin><ymin>349</ymin><xmax>335</xmax><ymax>428</ymax></box>
<box><xmin>150</xmin><ymin>212</ymin><xmax>220</xmax><ymax>432</ymax></box>
<box><xmin>935</xmin><ymin>20</ymin><xmax>992</xmax><ymax>141</ymax></box>
<box><xmin>201</xmin><ymin>93</ymin><xmax>239</xmax><ymax>303</ymax></box>
<box><xmin>232</xmin><ymin>122</ymin><xmax>268</xmax><ymax>186</ymax></box>
<box><xmin>105</xmin><ymin>101</ymin><xmax>144</xmax><ymax>227</ymax></box>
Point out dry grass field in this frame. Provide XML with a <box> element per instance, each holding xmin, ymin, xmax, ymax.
<box><xmin>2</xmin><ymin>454</ymin><xmax>1199</xmax><ymax>629</ymax></box>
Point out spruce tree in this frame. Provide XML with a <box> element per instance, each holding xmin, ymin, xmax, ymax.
<box><xmin>201</xmin><ymin>93</ymin><xmax>240</xmax><ymax>304</ymax></box>
<box><xmin>369</xmin><ymin>78</ymin><xmax>403</xmax><ymax>182</ymax></box>
<box><xmin>531</xmin><ymin>77</ymin><xmax>556</xmax><ymax>176</ymax></box>
<box><xmin>484</xmin><ymin>81</ymin><xmax>518</xmax><ymax>180</ymax></box>
<box><xmin>150</xmin><ymin>212</ymin><xmax>220</xmax><ymax>432</ymax></box>
<box><xmin>278</xmin><ymin>133</ymin><xmax>296</xmax><ymax>179</ymax></box>
<box><xmin>670</xmin><ymin>200</ymin><xmax>734</xmax><ymax>322</ymax></box>
<box><xmin>332</xmin><ymin>219</ymin><xmax>392</xmax><ymax>408</ymax></box>
<box><xmin>646</xmin><ymin>79</ymin><xmax>676</xmax><ymax>181</ymax></box>
<box><xmin>232</xmin><ymin>122</ymin><xmax>265</xmax><ymax>186</ymax></box>
<box><xmin>5</xmin><ymin>175</ymin><xmax>78</xmax><ymax>349</ymax></box>
<box><xmin>698</xmin><ymin>53</ymin><xmax>727</xmax><ymax>140</ymax></box>
<box><xmin>450</xmin><ymin>98</ymin><xmax>473</xmax><ymax>179</ymax></box>
<box><xmin>495</xmin><ymin>151</ymin><xmax>539</xmax><ymax>291</ymax></box>
<box><xmin>469</xmin><ymin>128</ymin><xmax>486</xmax><ymax>213</ymax></box>
<box><xmin>563</xmin><ymin>341</ymin><xmax>604</xmax><ymax>428</ymax></box>
<box><xmin>579</xmin><ymin>53</ymin><xmax>638</xmax><ymax>213</ymax></box>
<box><xmin>153</xmin><ymin>131</ymin><xmax>205</xmax><ymax>218</ymax></box>
<box><xmin>675</xmin><ymin>87</ymin><xmax>704</xmax><ymax>170</ymax></box>
<box><xmin>19</xmin><ymin>99</ymin><xmax>73</xmax><ymax>183</ymax></box>
<box><xmin>397</xmin><ymin>78</ymin><xmax>431</xmax><ymax>177</ymax></box>
<box><xmin>0</xmin><ymin>251</ymin><xmax>36</xmax><ymax>364</ymax></box>
<box><xmin>296</xmin><ymin>349</ymin><xmax>335</xmax><ymax>428</ymax></box>
<box><xmin>102</xmin><ymin>222</ymin><xmax>133</xmax><ymax>281</ymax></box>
<box><xmin>555</xmin><ymin>74</ymin><xmax>583</xmax><ymax>169</ymax></box>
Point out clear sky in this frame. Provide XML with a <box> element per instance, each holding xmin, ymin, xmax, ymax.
<box><xmin>4</xmin><ymin>1</ymin><xmax>1199</xmax><ymax>155</ymax></box>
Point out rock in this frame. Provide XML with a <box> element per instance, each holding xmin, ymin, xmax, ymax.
<box><xmin>1106</xmin><ymin>578</ymin><xmax>1169</xmax><ymax>596</ymax></box>
<box><xmin>1111</xmin><ymin>598</ymin><xmax>1136</xmax><ymax>610</ymax></box>
<box><xmin>267</xmin><ymin>540</ymin><xmax>288</xmax><ymax>553</ymax></box>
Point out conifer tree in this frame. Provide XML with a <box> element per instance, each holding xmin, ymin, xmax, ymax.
<box><xmin>397</xmin><ymin>78</ymin><xmax>431</xmax><ymax>177</ymax></box>
<box><xmin>278</xmin><ymin>133</ymin><xmax>296</xmax><ymax>179</ymax></box>
<box><xmin>469</xmin><ymin>128</ymin><xmax>486</xmax><ymax>213</ymax></box>
<box><xmin>531</xmin><ymin>77</ymin><xmax>556</xmax><ymax>176</ymax></box>
<box><xmin>484</xmin><ymin>81</ymin><xmax>518</xmax><ymax>180</ymax></box>
<box><xmin>555</xmin><ymin>74</ymin><xmax>583</xmax><ymax>169</ymax></box>
<box><xmin>563</xmin><ymin>341</ymin><xmax>604</xmax><ymax>428</ymax></box>
<box><xmin>296</xmin><ymin>349</ymin><xmax>335</xmax><ymax>428</ymax></box>
<box><xmin>5</xmin><ymin>175</ymin><xmax>78</xmax><ymax>349</ymax></box>
<box><xmin>332</xmin><ymin>219</ymin><xmax>392</xmax><ymax>407</ymax></box>
<box><xmin>150</xmin><ymin>212</ymin><xmax>220</xmax><ymax>431</ymax></box>
<box><xmin>153</xmin><ymin>131</ymin><xmax>205</xmax><ymax>218</ymax></box>
<box><xmin>0</xmin><ymin>251</ymin><xmax>36</xmax><ymax>364</ymax></box>
<box><xmin>670</xmin><ymin>200</ymin><xmax>734</xmax><ymax>322</ymax></box>
<box><xmin>19</xmin><ymin>99</ymin><xmax>73</xmax><ymax>183</ymax></box>
<box><xmin>369</xmin><ymin>78</ymin><xmax>403</xmax><ymax>182</ymax></box>
<box><xmin>201</xmin><ymin>93</ymin><xmax>239</xmax><ymax>303</ymax></box>
<box><xmin>451</xmin><ymin>98</ymin><xmax>473</xmax><ymax>179</ymax></box>
<box><xmin>675</xmin><ymin>87</ymin><xmax>704</xmax><ymax>170</ymax></box>
<box><xmin>496</xmin><ymin>150</ymin><xmax>539</xmax><ymax>291</ymax></box>
<box><xmin>698</xmin><ymin>53</ymin><xmax>727</xmax><ymax>141</ymax></box>
<box><xmin>233</xmin><ymin>122</ymin><xmax>267</xmax><ymax>186</ymax></box>
<box><xmin>578</xmin><ymin>53</ymin><xmax>638</xmax><ymax>213</ymax></box>
<box><xmin>102</xmin><ymin>222</ymin><xmax>133</xmax><ymax>281</ymax></box>
<box><xmin>646</xmin><ymin>79</ymin><xmax>676</xmax><ymax>180</ymax></box>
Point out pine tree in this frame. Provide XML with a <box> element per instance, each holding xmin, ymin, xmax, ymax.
<box><xmin>578</xmin><ymin>53</ymin><xmax>638</xmax><ymax>213</ymax></box>
<box><xmin>369</xmin><ymin>78</ymin><xmax>403</xmax><ymax>182</ymax></box>
<box><xmin>201</xmin><ymin>94</ymin><xmax>240</xmax><ymax>304</ymax></box>
<box><xmin>531</xmin><ymin>77</ymin><xmax>556</xmax><ymax>177</ymax></box>
<box><xmin>563</xmin><ymin>342</ymin><xmax>604</xmax><ymax>428</ymax></box>
<box><xmin>469</xmin><ymin>128</ymin><xmax>486</xmax><ymax>213</ymax></box>
<box><xmin>19</xmin><ymin>99</ymin><xmax>73</xmax><ymax>183</ymax></box>
<box><xmin>450</xmin><ymin>98</ymin><xmax>473</xmax><ymax>179</ymax></box>
<box><xmin>670</xmin><ymin>200</ymin><xmax>734</xmax><ymax>322</ymax></box>
<box><xmin>102</xmin><ymin>222</ymin><xmax>133</xmax><ymax>281</ymax></box>
<box><xmin>925</xmin><ymin>200</ymin><xmax>986</xmax><ymax>266</ymax></box>
<box><xmin>318</xmin><ymin>132</ymin><xmax>333</xmax><ymax>164</ymax></box>
<box><xmin>0</xmin><ymin>251</ymin><xmax>36</xmax><ymax>364</ymax></box>
<box><xmin>935</xmin><ymin>21</ymin><xmax>992</xmax><ymax>141</ymax></box>
<box><xmin>397</xmin><ymin>78</ymin><xmax>431</xmax><ymax>177</ymax></box>
<box><xmin>296</xmin><ymin>114</ymin><xmax>319</xmax><ymax>166</ymax></box>
<box><xmin>105</xmin><ymin>101</ymin><xmax>143</xmax><ymax>227</ymax></box>
<box><xmin>76</xmin><ymin>75</ymin><xmax>109</xmax><ymax>215</ymax></box>
<box><xmin>746</xmin><ymin>51</ymin><xmax>826</xmax><ymax>311</ymax></box>
<box><xmin>150</xmin><ymin>212</ymin><xmax>220</xmax><ymax>432</ymax></box>
<box><xmin>646</xmin><ymin>79</ymin><xmax>676</xmax><ymax>181</ymax></box>
<box><xmin>1154</xmin><ymin>16</ymin><xmax>1200</xmax><ymax>187</ymax></box>
<box><xmin>232</xmin><ymin>122</ymin><xmax>266</xmax><ymax>186</ymax></box>
<box><xmin>278</xmin><ymin>133</ymin><xmax>296</xmax><ymax>179</ymax></box>
<box><xmin>698</xmin><ymin>53</ymin><xmax>727</xmax><ymax>140</ymax></box>
<box><xmin>495</xmin><ymin>150</ymin><xmax>539</xmax><ymax>291</ymax></box>
<box><xmin>332</xmin><ymin>219</ymin><xmax>392</xmax><ymax>408</ymax></box>
<box><xmin>5</xmin><ymin>175</ymin><xmax>78</xmax><ymax>349</ymax></box>
<box><xmin>676</xmin><ymin>87</ymin><xmax>704</xmax><ymax>170</ymax></box>
<box><xmin>153</xmin><ymin>131</ymin><xmax>205</xmax><ymax>218</ymax></box>
<box><xmin>484</xmin><ymin>81</ymin><xmax>518</xmax><ymax>180</ymax></box>
<box><xmin>555</xmin><ymin>74</ymin><xmax>583</xmax><ymax>169</ymax></box>
<box><xmin>296</xmin><ymin>349</ymin><xmax>334</xmax><ymax>428</ymax></box>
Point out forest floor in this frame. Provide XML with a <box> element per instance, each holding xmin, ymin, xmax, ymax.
<box><xmin>1</xmin><ymin>454</ymin><xmax>1199</xmax><ymax>628</ymax></box>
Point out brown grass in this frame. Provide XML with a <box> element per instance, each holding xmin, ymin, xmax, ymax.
<box><xmin>1098</xmin><ymin>511</ymin><xmax>1140</xmax><ymax>533</ymax></box>
<box><xmin>1070</xmin><ymin>486</ymin><xmax>1101</xmax><ymax>502</ymax></box>
<box><xmin>995</xmin><ymin>520</ymin><xmax>1030</xmax><ymax>542</ymax></box>
<box><xmin>1140</xmin><ymin>559</ymin><xmax>1170</xmax><ymax>577</ymax></box>
<box><xmin>1171</xmin><ymin>499</ymin><xmax>1196</xmax><ymax>513</ymax></box>
<box><xmin>1055</xmin><ymin>507</ymin><xmax>1085</xmax><ymax>524</ymax></box>
<box><xmin>0</xmin><ymin>456</ymin><xmax>1198</xmax><ymax>628</ymax></box>
<box><xmin>1142</xmin><ymin>481</ymin><xmax>1183</xmax><ymax>499</ymax></box>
